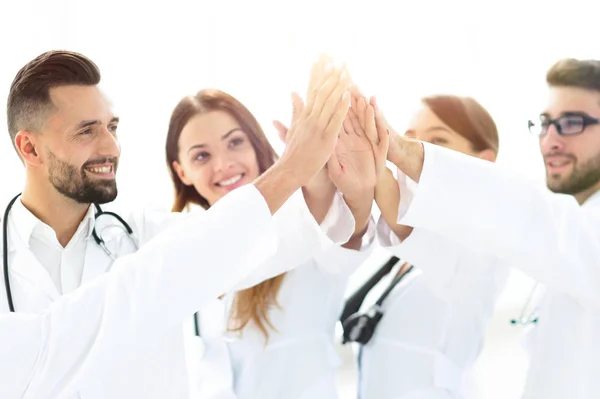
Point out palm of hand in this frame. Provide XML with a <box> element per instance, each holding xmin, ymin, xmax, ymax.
<box><xmin>329</xmin><ymin>126</ymin><xmax>376</xmax><ymax>197</ymax></box>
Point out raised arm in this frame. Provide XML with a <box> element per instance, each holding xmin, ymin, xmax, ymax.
<box><xmin>389</xmin><ymin>134</ymin><xmax>600</xmax><ymax>307</ymax></box>
<box><xmin>0</xmin><ymin>57</ymin><xmax>351</xmax><ymax>399</ymax></box>
<box><xmin>374</xmin><ymin>167</ymin><xmax>414</xmax><ymax>242</ymax></box>
<box><xmin>0</xmin><ymin>185</ymin><xmax>277</xmax><ymax>399</ymax></box>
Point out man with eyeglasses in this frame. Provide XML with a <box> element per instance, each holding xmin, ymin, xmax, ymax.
<box><xmin>372</xmin><ymin>58</ymin><xmax>600</xmax><ymax>398</ymax></box>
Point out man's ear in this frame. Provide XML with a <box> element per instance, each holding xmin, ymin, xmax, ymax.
<box><xmin>15</xmin><ymin>131</ymin><xmax>42</xmax><ymax>166</ymax></box>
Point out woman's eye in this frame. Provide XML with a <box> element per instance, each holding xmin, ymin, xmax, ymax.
<box><xmin>195</xmin><ymin>152</ymin><xmax>210</xmax><ymax>161</ymax></box>
<box><xmin>229</xmin><ymin>137</ymin><xmax>244</xmax><ymax>147</ymax></box>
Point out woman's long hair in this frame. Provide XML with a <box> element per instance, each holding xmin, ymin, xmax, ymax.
<box><xmin>165</xmin><ymin>89</ymin><xmax>284</xmax><ymax>338</ymax></box>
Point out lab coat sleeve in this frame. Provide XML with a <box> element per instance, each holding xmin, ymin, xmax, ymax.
<box><xmin>376</xmin><ymin>171</ymin><xmax>502</xmax><ymax>300</ymax></box>
<box><xmin>377</xmin><ymin>215</ymin><xmax>508</xmax><ymax>302</ymax></box>
<box><xmin>312</xmin><ymin>211</ymin><xmax>376</xmax><ymax>277</ymax></box>
<box><xmin>0</xmin><ymin>185</ymin><xmax>277</xmax><ymax>399</ymax></box>
<box><xmin>232</xmin><ymin>189</ymin><xmax>357</xmax><ymax>290</ymax></box>
<box><xmin>397</xmin><ymin>142</ymin><xmax>600</xmax><ymax>306</ymax></box>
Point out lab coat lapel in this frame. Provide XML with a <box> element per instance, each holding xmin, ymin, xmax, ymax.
<box><xmin>80</xmin><ymin>238</ymin><xmax>114</xmax><ymax>284</ymax></box>
<box><xmin>7</xmin><ymin>247</ymin><xmax>60</xmax><ymax>307</ymax></box>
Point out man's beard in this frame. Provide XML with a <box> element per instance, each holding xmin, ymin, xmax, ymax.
<box><xmin>47</xmin><ymin>150</ymin><xmax>118</xmax><ymax>204</ymax></box>
<box><xmin>546</xmin><ymin>151</ymin><xmax>600</xmax><ymax>196</ymax></box>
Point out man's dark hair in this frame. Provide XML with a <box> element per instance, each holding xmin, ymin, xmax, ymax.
<box><xmin>547</xmin><ymin>58</ymin><xmax>600</xmax><ymax>93</ymax></box>
<box><xmin>7</xmin><ymin>50</ymin><xmax>101</xmax><ymax>147</ymax></box>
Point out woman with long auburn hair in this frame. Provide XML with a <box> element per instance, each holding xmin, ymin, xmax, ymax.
<box><xmin>341</xmin><ymin>94</ymin><xmax>509</xmax><ymax>399</ymax></box>
<box><xmin>165</xmin><ymin>86</ymin><xmax>377</xmax><ymax>399</ymax></box>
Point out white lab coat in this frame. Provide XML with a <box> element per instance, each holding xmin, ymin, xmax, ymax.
<box><xmin>0</xmin><ymin>185</ymin><xmax>356</xmax><ymax>399</ymax></box>
<box><xmin>356</xmin><ymin>186</ymin><xmax>508</xmax><ymax>398</ymax></box>
<box><xmin>396</xmin><ymin>142</ymin><xmax>600</xmax><ymax>399</ymax></box>
<box><xmin>192</xmin><ymin>193</ymin><xmax>375</xmax><ymax>399</ymax></box>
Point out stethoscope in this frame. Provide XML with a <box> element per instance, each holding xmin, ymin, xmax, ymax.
<box><xmin>3</xmin><ymin>193</ymin><xmax>137</xmax><ymax>312</ymax></box>
<box><xmin>510</xmin><ymin>282</ymin><xmax>542</xmax><ymax>326</ymax></box>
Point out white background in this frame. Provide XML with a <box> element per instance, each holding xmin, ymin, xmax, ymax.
<box><xmin>1</xmin><ymin>0</ymin><xmax>596</xmax><ymax>397</ymax></box>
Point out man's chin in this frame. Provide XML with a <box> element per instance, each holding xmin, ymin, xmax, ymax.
<box><xmin>93</xmin><ymin>188</ymin><xmax>118</xmax><ymax>204</ymax></box>
<box><xmin>546</xmin><ymin>174</ymin><xmax>569</xmax><ymax>194</ymax></box>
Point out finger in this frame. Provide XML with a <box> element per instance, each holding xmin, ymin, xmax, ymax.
<box><xmin>364</xmin><ymin>105</ymin><xmax>379</xmax><ymax>145</ymax></box>
<box><xmin>372</xmin><ymin>99</ymin><xmax>391</xmax><ymax>131</ymax></box>
<box><xmin>357</xmin><ymin>97</ymin><xmax>367</xmax><ymax>130</ymax></box>
<box><xmin>324</xmin><ymin>91</ymin><xmax>351</xmax><ymax>138</ymax></box>
<box><xmin>307</xmin><ymin>57</ymin><xmax>336</xmax><ymax>108</ymax></box>
<box><xmin>378</xmin><ymin>127</ymin><xmax>390</xmax><ymax>156</ymax></box>
<box><xmin>350</xmin><ymin>91</ymin><xmax>359</xmax><ymax>112</ymax></box>
<box><xmin>314</xmin><ymin>69</ymin><xmax>350</xmax><ymax>126</ymax></box>
<box><xmin>307</xmin><ymin>55</ymin><xmax>328</xmax><ymax>97</ymax></box>
<box><xmin>347</xmin><ymin>107</ymin><xmax>364</xmax><ymax>137</ymax></box>
<box><xmin>305</xmin><ymin>66</ymin><xmax>338</xmax><ymax>112</ymax></box>
<box><xmin>273</xmin><ymin>120</ymin><xmax>289</xmax><ymax>143</ymax></box>
<box><xmin>342</xmin><ymin>116</ymin><xmax>354</xmax><ymax>136</ymax></box>
<box><xmin>373</xmin><ymin>129</ymin><xmax>390</xmax><ymax>178</ymax></box>
<box><xmin>291</xmin><ymin>92</ymin><xmax>305</xmax><ymax>123</ymax></box>
<box><xmin>327</xmin><ymin>149</ymin><xmax>343</xmax><ymax>181</ymax></box>
<box><xmin>350</xmin><ymin>83</ymin><xmax>367</xmax><ymax>101</ymax></box>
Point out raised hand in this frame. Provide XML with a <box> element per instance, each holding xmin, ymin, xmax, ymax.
<box><xmin>369</xmin><ymin>97</ymin><xmax>401</xmax><ymax>166</ymax></box>
<box><xmin>272</xmin><ymin>120</ymin><xmax>289</xmax><ymax>143</ymax></box>
<box><xmin>279</xmin><ymin>58</ymin><xmax>351</xmax><ymax>188</ymax></box>
<box><xmin>367</xmin><ymin>97</ymin><xmax>390</xmax><ymax>181</ymax></box>
<box><xmin>273</xmin><ymin>118</ymin><xmax>335</xmax><ymax>224</ymax></box>
<box><xmin>368</xmin><ymin>96</ymin><xmax>414</xmax><ymax>241</ymax></box>
<box><xmin>327</xmin><ymin>96</ymin><xmax>378</xmax><ymax>201</ymax></box>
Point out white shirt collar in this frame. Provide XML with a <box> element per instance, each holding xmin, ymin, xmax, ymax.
<box><xmin>9</xmin><ymin>198</ymin><xmax>96</xmax><ymax>249</ymax></box>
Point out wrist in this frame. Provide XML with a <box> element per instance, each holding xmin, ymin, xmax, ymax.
<box><xmin>304</xmin><ymin>168</ymin><xmax>335</xmax><ymax>198</ymax></box>
<box><xmin>343</xmin><ymin>190</ymin><xmax>374</xmax><ymax>209</ymax></box>
<box><xmin>254</xmin><ymin>161</ymin><xmax>303</xmax><ymax>214</ymax></box>
<box><xmin>389</xmin><ymin>137</ymin><xmax>424</xmax><ymax>183</ymax></box>
<box><xmin>343</xmin><ymin>215</ymin><xmax>370</xmax><ymax>250</ymax></box>
<box><xmin>344</xmin><ymin>195</ymin><xmax>373</xmax><ymax>235</ymax></box>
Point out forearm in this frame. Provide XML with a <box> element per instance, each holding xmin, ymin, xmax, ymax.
<box><xmin>388</xmin><ymin>136</ymin><xmax>425</xmax><ymax>183</ymax></box>
<box><xmin>254</xmin><ymin>160</ymin><xmax>305</xmax><ymax>215</ymax></box>
<box><xmin>375</xmin><ymin>168</ymin><xmax>413</xmax><ymax>241</ymax></box>
<box><xmin>10</xmin><ymin>185</ymin><xmax>278</xmax><ymax>398</ymax></box>
<box><xmin>302</xmin><ymin>168</ymin><xmax>337</xmax><ymax>224</ymax></box>
<box><xmin>398</xmin><ymin>142</ymin><xmax>600</xmax><ymax>305</ymax></box>
<box><xmin>342</xmin><ymin>193</ymin><xmax>373</xmax><ymax>250</ymax></box>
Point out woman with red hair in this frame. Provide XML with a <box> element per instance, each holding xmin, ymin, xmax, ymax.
<box><xmin>345</xmin><ymin>94</ymin><xmax>508</xmax><ymax>399</ymax></box>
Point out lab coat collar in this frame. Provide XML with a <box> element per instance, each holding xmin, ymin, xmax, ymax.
<box><xmin>8</xmin><ymin>199</ymin><xmax>96</xmax><ymax>252</ymax></box>
<box><xmin>5</xmin><ymin>200</ymin><xmax>97</xmax><ymax>302</ymax></box>
<box><xmin>582</xmin><ymin>189</ymin><xmax>600</xmax><ymax>209</ymax></box>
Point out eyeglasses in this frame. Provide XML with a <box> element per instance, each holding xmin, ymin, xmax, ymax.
<box><xmin>528</xmin><ymin>113</ymin><xmax>600</xmax><ymax>136</ymax></box>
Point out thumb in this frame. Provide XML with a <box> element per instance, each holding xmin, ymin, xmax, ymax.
<box><xmin>272</xmin><ymin>120</ymin><xmax>289</xmax><ymax>143</ymax></box>
<box><xmin>327</xmin><ymin>148</ymin><xmax>343</xmax><ymax>182</ymax></box>
<box><xmin>291</xmin><ymin>92</ymin><xmax>305</xmax><ymax>123</ymax></box>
